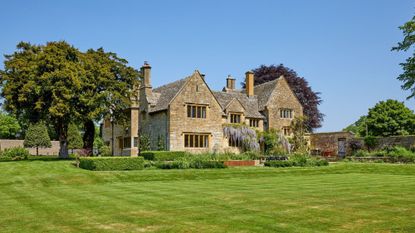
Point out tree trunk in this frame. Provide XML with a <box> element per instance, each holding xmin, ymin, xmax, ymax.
<box><xmin>59</xmin><ymin>137</ymin><xmax>69</xmax><ymax>158</ymax></box>
<box><xmin>57</xmin><ymin>120</ymin><xmax>69</xmax><ymax>159</ymax></box>
<box><xmin>83</xmin><ymin>119</ymin><xmax>95</xmax><ymax>156</ymax></box>
<box><xmin>36</xmin><ymin>146</ymin><xmax>39</xmax><ymax>156</ymax></box>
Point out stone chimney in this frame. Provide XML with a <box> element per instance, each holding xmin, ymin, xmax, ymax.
<box><xmin>226</xmin><ymin>75</ymin><xmax>235</xmax><ymax>90</ymax></box>
<box><xmin>245</xmin><ymin>71</ymin><xmax>254</xmax><ymax>97</ymax></box>
<box><xmin>140</xmin><ymin>61</ymin><xmax>152</xmax><ymax>97</ymax></box>
<box><xmin>141</xmin><ymin>61</ymin><xmax>151</xmax><ymax>87</ymax></box>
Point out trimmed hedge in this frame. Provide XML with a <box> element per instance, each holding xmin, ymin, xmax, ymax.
<box><xmin>140</xmin><ymin>151</ymin><xmax>187</xmax><ymax>161</ymax></box>
<box><xmin>264</xmin><ymin>157</ymin><xmax>329</xmax><ymax>168</ymax></box>
<box><xmin>79</xmin><ymin>157</ymin><xmax>144</xmax><ymax>171</ymax></box>
<box><xmin>155</xmin><ymin>160</ymin><xmax>227</xmax><ymax>169</ymax></box>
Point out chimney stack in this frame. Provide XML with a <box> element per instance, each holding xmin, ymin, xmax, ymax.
<box><xmin>226</xmin><ymin>75</ymin><xmax>235</xmax><ymax>90</ymax></box>
<box><xmin>141</xmin><ymin>61</ymin><xmax>152</xmax><ymax>87</ymax></box>
<box><xmin>245</xmin><ymin>71</ymin><xmax>254</xmax><ymax>97</ymax></box>
<box><xmin>140</xmin><ymin>61</ymin><xmax>152</xmax><ymax>98</ymax></box>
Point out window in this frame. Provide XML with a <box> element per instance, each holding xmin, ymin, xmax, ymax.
<box><xmin>123</xmin><ymin>137</ymin><xmax>131</xmax><ymax>148</ymax></box>
<box><xmin>104</xmin><ymin>119</ymin><xmax>111</xmax><ymax>128</ymax></box>
<box><xmin>133</xmin><ymin>137</ymin><xmax>139</xmax><ymax>147</ymax></box>
<box><xmin>283</xmin><ymin>127</ymin><xmax>291</xmax><ymax>136</ymax></box>
<box><xmin>184</xmin><ymin>133</ymin><xmax>209</xmax><ymax>148</ymax></box>
<box><xmin>118</xmin><ymin>137</ymin><xmax>123</xmax><ymax>149</ymax></box>
<box><xmin>196</xmin><ymin>85</ymin><xmax>199</xmax><ymax>92</ymax></box>
<box><xmin>228</xmin><ymin>137</ymin><xmax>242</xmax><ymax>147</ymax></box>
<box><xmin>280</xmin><ymin>109</ymin><xmax>293</xmax><ymax>119</ymax></box>
<box><xmin>249</xmin><ymin>119</ymin><xmax>259</xmax><ymax>127</ymax></box>
<box><xmin>187</xmin><ymin>105</ymin><xmax>207</xmax><ymax>118</ymax></box>
<box><xmin>230</xmin><ymin>113</ymin><xmax>241</xmax><ymax>123</ymax></box>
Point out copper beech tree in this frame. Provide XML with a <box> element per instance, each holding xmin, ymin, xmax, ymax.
<box><xmin>242</xmin><ymin>64</ymin><xmax>323</xmax><ymax>132</ymax></box>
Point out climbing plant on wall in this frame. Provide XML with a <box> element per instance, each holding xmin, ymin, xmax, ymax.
<box><xmin>223</xmin><ymin>124</ymin><xmax>260</xmax><ymax>152</ymax></box>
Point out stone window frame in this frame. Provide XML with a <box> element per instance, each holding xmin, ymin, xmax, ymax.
<box><xmin>183</xmin><ymin>133</ymin><xmax>210</xmax><ymax>148</ymax></box>
<box><xmin>249</xmin><ymin>118</ymin><xmax>259</xmax><ymax>128</ymax></box>
<box><xmin>282</xmin><ymin>127</ymin><xmax>291</xmax><ymax>136</ymax></box>
<box><xmin>123</xmin><ymin>137</ymin><xmax>131</xmax><ymax>148</ymax></box>
<box><xmin>229</xmin><ymin>113</ymin><xmax>242</xmax><ymax>124</ymax></box>
<box><xmin>186</xmin><ymin>104</ymin><xmax>207</xmax><ymax>119</ymax></box>
<box><xmin>279</xmin><ymin>108</ymin><xmax>293</xmax><ymax>119</ymax></box>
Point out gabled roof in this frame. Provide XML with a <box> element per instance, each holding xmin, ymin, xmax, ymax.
<box><xmin>253</xmin><ymin>78</ymin><xmax>279</xmax><ymax>111</ymax></box>
<box><xmin>150</xmin><ymin>77</ymin><xmax>190</xmax><ymax>112</ymax></box>
<box><xmin>213</xmin><ymin>91</ymin><xmax>264</xmax><ymax>119</ymax></box>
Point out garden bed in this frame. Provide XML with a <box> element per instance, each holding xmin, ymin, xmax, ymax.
<box><xmin>224</xmin><ymin>160</ymin><xmax>259</xmax><ymax>166</ymax></box>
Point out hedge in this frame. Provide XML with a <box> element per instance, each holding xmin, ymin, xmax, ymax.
<box><xmin>264</xmin><ymin>158</ymin><xmax>328</xmax><ymax>168</ymax></box>
<box><xmin>140</xmin><ymin>151</ymin><xmax>187</xmax><ymax>161</ymax></box>
<box><xmin>79</xmin><ymin>157</ymin><xmax>144</xmax><ymax>171</ymax></box>
<box><xmin>155</xmin><ymin>160</ymin><xmax>227</xmax><ymax>169</ymax></box>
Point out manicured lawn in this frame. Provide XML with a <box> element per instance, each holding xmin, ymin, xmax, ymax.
<box><xmin>0</xmin><ymin>160</ymin><xmax>415</xmax><ymax>232</ymax></box>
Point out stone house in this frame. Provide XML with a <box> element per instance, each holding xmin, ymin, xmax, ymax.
<box><xmin>102</xmin><ymin>62</ymin><xmax>303</xmax><ymax>156</ymax></box>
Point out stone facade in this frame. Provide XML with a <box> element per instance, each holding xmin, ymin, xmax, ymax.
<box><xmin>103</xmin><ymin>63</ymin><xmax>303</xmax><ymax>155</ymax></box>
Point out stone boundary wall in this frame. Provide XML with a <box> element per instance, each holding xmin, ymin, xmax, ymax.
<box><xmin>356</xmin><ymin>135</ymin><xmax>415</xmax><ymax>151</ymax></box>
<box><xmin>0</xmin><ymin>140</ymin><xmax>60</xmax><ymax>156</ymax></box>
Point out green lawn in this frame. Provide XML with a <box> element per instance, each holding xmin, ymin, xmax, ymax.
<box><xmin>1</xmin><ymin>160</ymin><xmax>415</xmax><ymax>232</ymax></box>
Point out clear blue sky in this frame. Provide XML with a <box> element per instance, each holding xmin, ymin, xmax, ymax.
<box><xmin>0</xmin><ymin>0</ymin><xmax>414</xmax><ymax>132</ymax></box>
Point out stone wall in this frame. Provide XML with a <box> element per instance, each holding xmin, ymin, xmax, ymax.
<box><xmin>309</xmin><ymin>132</ymin><xmax>355</xmax><ymax>156</ymax></box>
<box><xmin>355</xmin><ymin>135</ymin><xmax>415</xmax><ymax>151</ymax></box>
<box><xmin>141</xmin><ymin>111</ymin><xmax>168</xmax><ymax>151</ymax></box>
<box><xmin>309</xmin><ymin>133</ymin><xmax>415</xmax><ymax>156</ymax></box>
<box><xmin>169</xmin><ymin>74</ymin><xmax>224</xmax><ymax>153</ymax></box>
<box><xmin>266</xmin><ymin>77</ymin><xmax>303</xmax><ymax>132</ymax></box>
<box><xmin>0</xmin><ymin>140</ymin><xmax>60</xmax><ymax>155</ymax></box>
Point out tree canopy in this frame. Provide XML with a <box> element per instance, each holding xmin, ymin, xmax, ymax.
<box><xmin>24</xmin><ymin>122</ymin><xmax>51</xmax><ymax>156</ymax></box>
<box><xmin>343</xmin><ymin>115</ymin><xmax>367</xmax><ymax>137</ymax></box>
<box><xmin>242</xmin><ymin>64</ymin><xmax>323</xmax><ymax>132</ymax></box>
<box><xmin>0</xmin><ymin>112</ymin><xmax>21</xmax><ymax>139</ymax></box>
<box><xmin>393</xmin><ymin>15</ymin><xmax>415</xmax><ymax>99</ymax></box>
<box><xmin>345</xmin><ymin>100</ymin><xmax>415</xmax><ymax>137</ymax></box>
<box><xmin>0</xmin><ymin>41</ymin><xmax>139</xmax><ymax>158</ymax></box>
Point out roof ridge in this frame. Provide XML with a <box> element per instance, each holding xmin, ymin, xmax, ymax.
<box><xmin>153</xmin><ymin>76</ymin><xmax>190</xmax><ymax>92</ymax></box>
<box><xmin>253</xmin><ymin>78</ymin><xmax>279</xmax><ymax>88</ymax></box>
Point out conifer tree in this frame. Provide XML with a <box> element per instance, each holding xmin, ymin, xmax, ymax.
<box><xmin>24</xmin><ymin>122</ymin><xmax>51</xmax><ymax>156</ymax></box>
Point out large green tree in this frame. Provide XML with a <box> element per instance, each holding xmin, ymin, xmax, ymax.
<box><xmin>361</xmin><ymin>99</ymin><xmax>414</xmax><ymax>137</ymax></box>
<box><xmin>0</xmin><ymin>112</ymin><xmax>21</xmax><ymax>139</ymax></box>
<box><xmin>78</xmin><ymin>48</ymin><xmax>139</xmax><ymax>155</ymax></box>
<box><xmin>24</xmin><ymin>122</ymin><xmax>52</xmax><ymax>156</ymax></box>
<box><xmin>1</xmin><ymin>42</ymin><xmax>138</xmax><ymax>158</ymax></box>
<box><xmin>393</xmin><ymin>16</ymin><xmax>415</xmax><ymax>99</ymax></box>
<box><xmin>1</xmin><ymin>41</ymin><xmax>83</xmax><ymax>158</ymax></box>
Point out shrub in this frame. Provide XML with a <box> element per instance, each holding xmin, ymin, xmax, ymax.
<box><xmin>264</xmin><ymin>160</ymin><xmax>295</xmax><ymax>167</ymax></box>
<box><xmin>99</xmin><ymin>145</ymin><xmax>111</xmax><ymax>157</ymax></box>
<box><xmin>264</xmin><ymin>154</ymin><xmax>328</xmax><ymax>168</ymax></box>
<box><xmin>140</xmin><ymin>151</ymin><xmax>187</xmax><ymax>161</ymax></box>
<box><xmin>0</xmin><ymin>147</ymin><xmax>30</xmax><ymax>160</ymax></box>
<box><xmin>79</xmin><ymin>157</ymin><xmax>144</xmax><ymax>171</ymax></box>
<box><xmin>155</xmin><ymin>159</ymin><xmax>226</xmax><ymax>169</ymax></box>
<box><xmin>364</xmin><ymin>136</ymin><xmax>378</xmax><ymax>152</ymax></box>
<box><xmin>349</xmin><ymin>139</ymin><xmax>363</xmax><ymax>152</ymax></box>
<box><xmin>353</xmin><ymin>150</ymin><xmax>370</xmax><ymax>157</ymax></box>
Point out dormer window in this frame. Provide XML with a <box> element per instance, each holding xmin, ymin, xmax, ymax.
<box><xmin>280</xmin><ymin>109</ymin><xmax>293</xmax><ymax>119</ymax></box>
<box><xmin>230</xmin><ymin>113</ymin><xmax>241</xmax><ymax>123</ymax></box>
<box><xmin>249</xmin><ymin>119</ymin><xmax>259</xmax><ymax>127</ymax></box>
